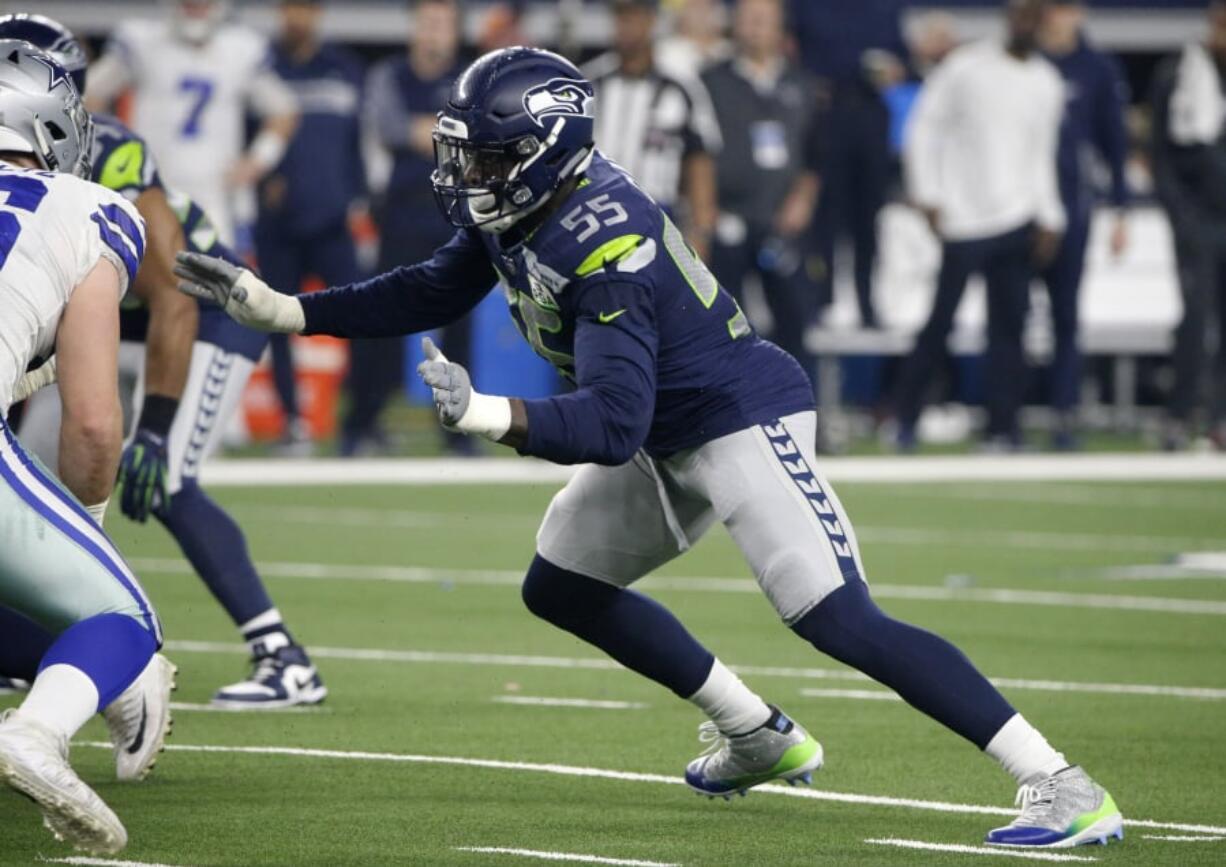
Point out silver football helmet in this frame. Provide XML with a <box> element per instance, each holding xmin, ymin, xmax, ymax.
<box><xmin>0</xmin><ymin>40</ymin><xmax>93</xmax><ymax>177</ymax></box>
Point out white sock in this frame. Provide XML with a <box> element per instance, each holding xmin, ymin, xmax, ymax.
<box><xmin>687</xmin><ymin>658</ymin><xmax>771</xmax><ymax>736</ymax></box>
<box><xmin>19</xmin><ymin>664</ymin><xmax>100</xmax><ymax>740</ymax></box>
<box><xmin>239</xmin><ymin>608</ymin><xmax>284</xmax><ymax>636</ymax></box>
<box><xmin>985</xmin><ymin>713</ymin><xmax>1069</xmax><ymax>786</ymax></box>
<box><xmin>239</xmin><ymin>608</ymin><xmax>289</xmax><ymax>655</ymax></box>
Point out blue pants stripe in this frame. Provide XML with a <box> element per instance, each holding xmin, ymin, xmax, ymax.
<box><xmin>0</xmin><ymin>421</ymin><xmax>159</xmax><ymax>639</ymax></box>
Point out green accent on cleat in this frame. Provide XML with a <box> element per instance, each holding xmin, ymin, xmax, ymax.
<box><xmin>1066</xmin><ymin>791</ymin><xmax>1119</xmax><ymax>836</ymax></box>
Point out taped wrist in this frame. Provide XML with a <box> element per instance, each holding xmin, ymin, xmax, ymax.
<box><xmin>456</xmin><ymin>392</ymin><xmax>512</xmax><ymax>441</ymax></box>
<box><xmin>239</xmin><ymin>271</ymin><xmax>306</xmax><ymax>333</ymax></box>
<box><xmin>138</xmin><ymin>394</ymin><xmax>179</xmax><ymax>438</ymax></box>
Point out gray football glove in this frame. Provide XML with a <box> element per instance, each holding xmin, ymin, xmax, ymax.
<box><xmin>416</xmin><ymin>337</ymin><xmax>471</xmax><ymax>429</ymax></box>
<box><xmin>415</xmin><ymin>337</ymin><xmax>511</xmax><ymax>440</ymax></box>
<box><xmin>174</xmin><ymin>251</ymin><xmax>305</xmax><ymax>333</ymax></box>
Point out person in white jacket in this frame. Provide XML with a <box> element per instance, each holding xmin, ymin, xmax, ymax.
<box><xmin>891</xmin><ymin>0</ymin><xmax>1065</xmax><ymax>450</ymax></box>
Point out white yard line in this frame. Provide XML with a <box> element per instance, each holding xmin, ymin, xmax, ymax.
<box><xmin>1098</xmin><ymin>565</ymin><xmax>1226</xmax><ymax>581</ymax></box>
<box><xmin>162</xmin><ymin>640</ymin><xmax>1226</xmax><ymax>701</ymax></box>
<box><xmin>801</xmin><ymin>688</ymin><xmax>902</xmax><ymax>702</ymax></box>
<box><xmin>492</xmin><ymin>696</ymin><xmax>647</xmax><ymax>710</ymax></box>
<box><xmin>169</xmin><ymin>702</ymin><xmax>328</xmax><ymax>714</ymax></box>
<box><xmin>1140</xmin><ymin>835</ymin><xmax>1226</xmax><ymax>842</ymax></box>
<box><xmin>74</xmin><ymin>740</ymin><xmax>1226</xmax><ymax>836</ymax></box>
<box><xmin>863</xmin><ymin>839</ymin><xmax>1098</xmax><ymax>862</ymax></box>
<box><xmin>855</xmin><ymin>526</ymin><xmax>1226</xmax><ymax>555</ymax></box>
<box><xmin>455</xmin><ymin>847</ymin><xmax>678</xmax><ymax>866</ymax></box>
<box><xmin>196</xmin><ymin>454</ymin><xmax>1226</xmax><ymax>486</ymax></box>
<box><xmin>130</xmin><ymin>558</ymin><xmax>1226</xmax><ymax>617</ymax></box>
<box><xmin>174</xmin><ymin>505</ymin><xmax>1226</xmax><ymax>554</ymax></box>
<box><xmin>885</xmin><ymin>484</ymin><xmax>1226</xmax><ymax>511</ymax></box>
<box><xmin>41</xmin><ymin>858</ymin><xmax>189</xmax><ymax>867</ymax></box>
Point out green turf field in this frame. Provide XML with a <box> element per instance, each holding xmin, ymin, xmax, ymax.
<box><xmin>3</xmin><ymin>477</ymin><xmax>1225</xmax><ymax>866</ymax></box>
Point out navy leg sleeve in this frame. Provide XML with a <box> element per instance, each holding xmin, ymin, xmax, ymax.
<box><xmin>792</xmin><ymin>579</ymin><xmax>1015</xmax><ymax>749</ymax></box>
<box><xmin>522</xmin><ymin>555</ymin><xmax>714</xmax><ymax>698</ymax></box>
<box><xmin>0</xmin><ymin>605</ymin><xmax>53</xmax><ymax>680</ymax></box>
<box><xmin>158</xmin><ymin>479</ymin><xmax>274</xmax><ymax>627</ymax></box>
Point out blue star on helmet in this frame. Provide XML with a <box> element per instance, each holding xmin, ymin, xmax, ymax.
<box><xmin>27</xmin><ymin>50</ymin><xmax>75</xmax><ymax>94</ymax></box>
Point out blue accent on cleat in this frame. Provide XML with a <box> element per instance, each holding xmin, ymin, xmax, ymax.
<box><xmin>985</xmin><ymin>827</ymin><xmax>1072</xmax><ymax>847</ymax></box>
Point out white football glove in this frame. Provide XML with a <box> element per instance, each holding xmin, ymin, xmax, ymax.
<box><xmin>174</xmin><ymin>251</ymin><xmax>305</xmax><ymax>333</ymax></box>
<box><xmin>12</xmin><ymin>356</ymin><xmax>57</xmax><ymax>403</ymax></box>
<box><xmin>415</xmin><ymin>337</ymin><xmax>511</xmax><ymax>441</ymax></box>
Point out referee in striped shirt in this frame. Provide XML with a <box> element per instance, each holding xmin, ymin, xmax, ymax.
<box><xmin>583</xmin><ymin>0</ymin><xmax>720</xmax><ymax>256</ymax></box>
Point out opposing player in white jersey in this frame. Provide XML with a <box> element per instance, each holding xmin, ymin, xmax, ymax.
<box><xmin>85</xmin><ymin>0</ymin><xmax>298</xmax><ymax>245</ymax></box>
<box><xmin>0</xmin><ymin>42</ymin><xmax>174</xmax><ymax>855</ymax></box>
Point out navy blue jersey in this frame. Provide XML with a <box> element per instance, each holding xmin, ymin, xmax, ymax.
<box><xmin>300</xmin><ymin>153</ymin><xmax>814</xmax><ymax>464</ymax></box>
<box><xmin>92</xmin><ymin>114</ymin><xmax>267</xmax><ymax>361</ymax></box>
<box><xmin>259</xmin><ymin>43</ymin><xmax>365</xmax><ymax>237</ymax></box>
<box><xmin>1044</xmin><ymin>37</ymin><xmax>1131</xmax><ymax>218</ymax></box>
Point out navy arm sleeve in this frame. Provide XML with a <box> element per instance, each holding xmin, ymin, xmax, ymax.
<box><xmin>300</xmin><ymin>229</ymin><xmax>497</xmax><ymax>338</ymax></box>
<box><xmin>1092</xmin><ymin>55</ymin><xmax>1131</xmax><ymax>209</ymax></box>
<box><xmin>519</xmin><ymin>279</ymin><xmax>658</xmax><ymax>466</ymax></box>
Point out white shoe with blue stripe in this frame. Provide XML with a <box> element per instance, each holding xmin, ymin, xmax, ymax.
<box><xmin>211</xmin><ymin>644</ymin><xmax>327</xmax><ymax>710</ymax></box>
<box><xmin>103</xmin><ymin>653</ymin><xmax>176</xmax><ymax>782</ymax></box>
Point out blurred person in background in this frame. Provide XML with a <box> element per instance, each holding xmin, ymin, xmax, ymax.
<box><xmin>910</xmin><ymin>12</ymin><xmax>961</xmax><ymax>78</ymax></box>
<box><xmin>355</xmin><ymin>0</ymin><xmax>466</xmax><ymax>456</ymax></box>
<box><xmin>1039</xmin><ymin>0</ymin><xmax>1131</xmax><ymax>451</ymax></box>
<box><xmin>256</xmin><ymin>0</ymin><xmax>366</xmax><ymax>456</ymax></box>
<box><xmin>85</xmin><ymin>0</ymin><xmax>299</xmax><ymax>248</ymax></box>
<box><xmin>656</xmin><ymin>0</ymin><xmax>731</xmax><ymax>82</ymax></box>
<box><xmin>790</xmin><ymin>0</ymin><xmax>908</xmax><ymax>327</ymax></box>
<box><xmin>1151</xmin><ymin>0</ymin><xmax>1226</xmax><ymax>451</ymax></box>
<box><xmin>703</xmin><ymin>0</ymin><xmax>821</xmax><ymax>380</ymax></box>
<box><xmin>584</xmin><ymin>0</ymin><xmax>720</xmax><ymax>258</ymax></box>
<box><xmin>893</xmin><ymin>0</ymin><xmax>1065</xmax><ymax>451</ymax></box>
<box><xmin>881</xmin><ymin>15</ymin><xmax>960</xmax><ymax>176</ymax></box>
<box><xmin>476</xmin><ymin>1</ymin><xmax>527</xmax><ymax>54</ymax></box>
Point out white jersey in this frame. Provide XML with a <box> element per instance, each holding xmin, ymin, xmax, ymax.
<box><xmin>95</xmin><ymin>19</ymin><xmax>295</xmax><ymax>244</ymax></box>
<box><xmin>0</xmin><ymin>165</ymin><xmax>145</xmax><ymax>413</ymax></box>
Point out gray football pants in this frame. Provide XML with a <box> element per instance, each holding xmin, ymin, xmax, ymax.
<box><xmin>537</xmin><ymin>411</ymin><xmax>866</xmax><ymax>625</ymax></box>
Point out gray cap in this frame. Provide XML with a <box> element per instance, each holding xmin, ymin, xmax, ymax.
<box><xmin>0</xmin><ymin>39</ymin><xmax>93</xmax><ymax>177</ymax></box>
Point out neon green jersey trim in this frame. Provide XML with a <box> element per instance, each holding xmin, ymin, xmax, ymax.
<box><xmin>575</xmin><ymin>234</ymin><xmax>644</xmax><ymax>277</ymax></box>
<box><xmin>99</xmin><ymin>140</ymin><xmax>145</xmax><ymax>192</ymax></box>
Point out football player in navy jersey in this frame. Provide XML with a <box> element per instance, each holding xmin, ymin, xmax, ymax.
<box><xmin>177</xmin><ymin>47</ymin><xmax>1123</xmax><ymax>849</ymax></box>
<box><xmin>0</xmin><ymin>14</ymin><xmax>326</xmax><ymax>711</ymax></box>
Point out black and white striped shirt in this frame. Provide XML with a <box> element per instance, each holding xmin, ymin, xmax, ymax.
<box><xmin>582</xmin><ymin>53</ymin><xmax>722</xmax><ymax>210</ymax></box>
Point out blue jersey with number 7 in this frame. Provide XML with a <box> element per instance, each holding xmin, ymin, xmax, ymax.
<box><xmin>299</xmin><ymin>152</ymin><xmax>813</xmax><ymax>465</ymax></box>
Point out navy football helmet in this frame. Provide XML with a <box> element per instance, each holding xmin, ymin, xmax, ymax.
<box><xmin>0</xmin><ymin>14</ymin><xmax>87</xmax><ymax>94</ymax></box>
<box><xmin>432</xmin><ymin>46</ymin><xmax>595</xmax><ymax>234</ymax></box>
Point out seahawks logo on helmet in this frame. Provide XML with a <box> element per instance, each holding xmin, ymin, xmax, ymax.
<box><xmin>522</xmin><ymin>78</ymin><xmax>592</xmax><ymax>128</ymax></box>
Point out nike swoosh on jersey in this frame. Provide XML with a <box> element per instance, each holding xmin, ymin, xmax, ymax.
<box><xmin>126</xmin><ymin>698</ymin><xmax>148</xmax><ymax>755</ymax></box>
<box><xmin>598</xmin><ymin>309</ymin><xmax>627</xmax><ymax>324</ymax></box>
